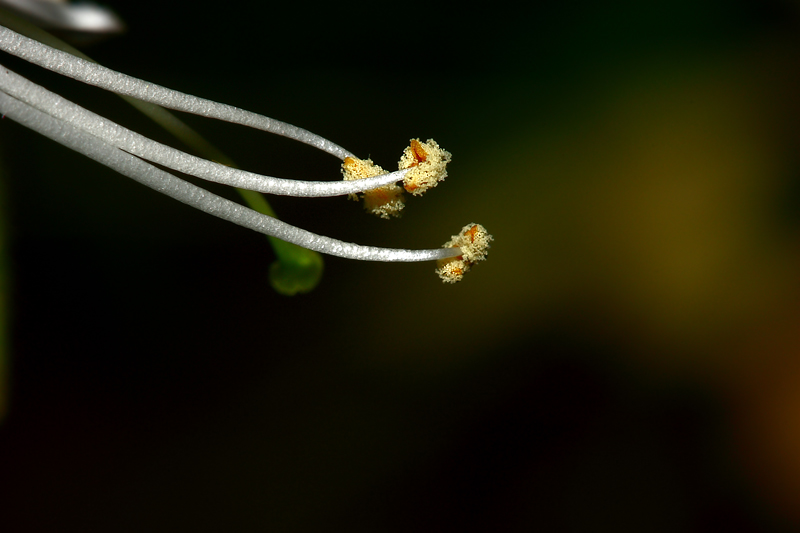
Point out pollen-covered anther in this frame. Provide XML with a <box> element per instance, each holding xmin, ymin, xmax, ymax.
<box><xmin>435</xmin><ymin>223</ymin><xmax>493</xmax><ymax>283</ymax></box>
<box><xmin>399</xmin><ymin>138</ymin><xmax>452</xmax><ymax>195</ymax></box>
<box><xmin>342</xmin><ymin>156</ymin><xmax>405</xmax><ymax>219</ymax></box>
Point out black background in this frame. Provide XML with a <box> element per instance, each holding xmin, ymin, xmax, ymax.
<box><xmin>2</xmin><ymin>1</ymin><xmax>800</xmax><ymax>531</ymax></box>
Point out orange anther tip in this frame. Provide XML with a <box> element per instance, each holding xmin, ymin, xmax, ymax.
<box><xmin>410</xmin><ymin>139</ymin><xmax>428</xmax><ymax>163</ymax></box>
<box><xmin>465</xmin><ymin>225</ymin><xmax>479</xmax><ymax>243</ymax></box>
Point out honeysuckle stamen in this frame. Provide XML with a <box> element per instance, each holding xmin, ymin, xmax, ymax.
<box><xmin>0</xmin><ymin>22</ymin><xmax>494</xmax><ymax>284</ymax></box>
<box><xmin>0</xmin><ymin>25</ymin><xmax>353</xmax><ymax>160</ymax></box>
<box><xmin>0</xmin><ymin>89</ymin><xmax>463</xmax><ymax>263</ymax></box>
<box><xmin>341</xmin><ymin>156</ymin><xmax>405</xmax><ymax>218</ymax></box>
<box><xmin>436</xmin><ymin>223</ymin><xmax>493</xmax><ymax>283</ymax></box>
<box><xmin>399</xmin><ymin>138</ymin><xmax>452</xmax><ymax>195</ymax></box>
<box><xmin>0</xmin><ymin>64</ymin><xmax>405</xmax><ymax>197</ymax></box>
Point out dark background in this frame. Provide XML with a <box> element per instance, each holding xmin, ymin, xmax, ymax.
<box><xmin>2</xmin><ymin>1</ymin><xmax>800</xmax><ymax>530</ymax></box>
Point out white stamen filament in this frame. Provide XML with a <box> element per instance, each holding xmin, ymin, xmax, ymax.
<box><xmin>0</xmin><ymin>25</ymin><xmax>352</xmax><ymax>159</ymax></box>
<box><xmin>0</xmin><ymin>88</ymin><xmax>462</xmax><ymax>262</ymax></box>
<box><xmin>0</xmin><ymin>64</ymin><xmax>406</xmax><ymax>197</ymax></box>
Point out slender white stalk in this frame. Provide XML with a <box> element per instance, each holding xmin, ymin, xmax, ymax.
<box><xmin>0</xmin><ymin>89</ymin><xmax>462</xmax><ymax>262</ymax></box>
<box><xmin>0</xmin><ymin>63</ymin><xmax>406</xmax><ymax>197</ymax></box>
<box><xmin>0</xmin><ymin>24</ymin><xmax>353</xmax><ymax>160</ymax></box>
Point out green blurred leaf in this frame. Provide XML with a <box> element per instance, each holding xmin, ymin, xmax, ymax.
<box><xmin>269</xmin><ymin>247</ymin><xmax>324</xmax><ymax>296</ymax></box>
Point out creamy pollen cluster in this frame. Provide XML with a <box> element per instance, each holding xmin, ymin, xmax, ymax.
<box><xmin>341</xmin><ymin>139</ymin><xmax>491</xmax><ymax>282</ymax></box>
<box><xmin>435</xmin><ymin>223</ymin><xmax>493</xmax><ymax>283</ymax></box>
<box><xmin>341</xmin><ymin>138</ymin><xmax>452</xmax><ymax>219</ymax></box>
<box><xmin>341</xmin><ymin>156</ymin><xmax>404</xmax><ymax>219</ymax></box>
<box><xmin>399</xmin><ymin>139</ymin><xmax>452</xmax><ymax>195</ymax></box>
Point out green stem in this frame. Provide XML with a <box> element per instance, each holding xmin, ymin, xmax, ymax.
<box><xmin>236</xmin><ymin>188</ymin><xmax>323</xmax><ymax>295</ymax></box>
